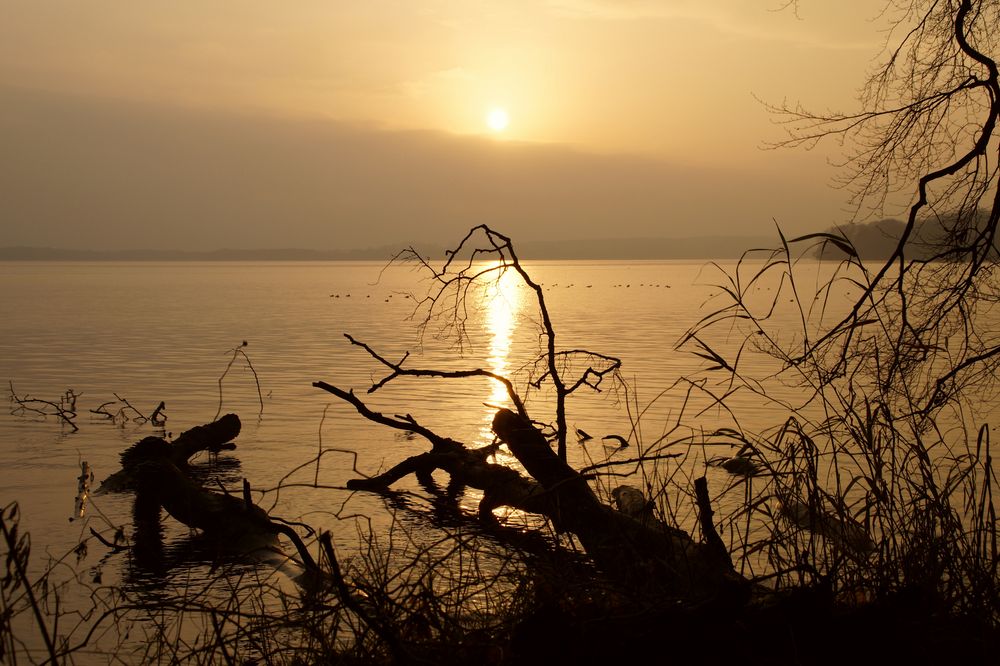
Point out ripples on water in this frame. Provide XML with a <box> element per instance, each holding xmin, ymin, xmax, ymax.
<box><xmin>0</xmin><ymin>258</ymin><xmax>907</xmax><ymax>653</ymax></box>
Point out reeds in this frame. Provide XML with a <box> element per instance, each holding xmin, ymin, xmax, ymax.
<box><xmin>672</xmin><ymin>236</ymin><xmax>1000</xmax><ymax>624</ymax></box>
<box><xmin>4</xmin><ymin>230</ymin><xmax>999</xmax><ymax>662</ymax></box>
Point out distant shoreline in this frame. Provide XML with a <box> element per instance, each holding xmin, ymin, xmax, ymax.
<box><xmin>0</xmin><ymin>236</ymin><xmax>774</xmax><ymax>262</ymax></box>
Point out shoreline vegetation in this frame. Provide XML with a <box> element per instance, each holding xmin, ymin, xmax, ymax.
<box><xmin>0</xmin><ymin>235</ymin><xmax>772</xmax><ymax>262</ymax></box>
<box><xmin>814</xmin><ymin>212</ymin><xmax>1000</xmax><ymax>261</ymax></box>
<box><xmin>5</xmin><ymin>1</ymin><xmax>1000</xmax><ymax>662</ymax></box>
<box><xmin>2</xmin><ymin>222</ymin><xmax>999</xmax><ymax>664</ymax></box>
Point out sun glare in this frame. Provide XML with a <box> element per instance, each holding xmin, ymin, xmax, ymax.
<box><xmin>486</xmin><ymin>107</ymin><xmax>509</xmax><ymax>132</ymax></box>
<box><xmin>479</xmin><ymin>264</ymin><xmax>522</xmax><ymax>448</ymax></box>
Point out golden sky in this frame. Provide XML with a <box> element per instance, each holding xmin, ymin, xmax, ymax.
<box><xmin>0</xmin><ymin>1</ymin><xmax>895</xmax><ymax>250</ymax></box>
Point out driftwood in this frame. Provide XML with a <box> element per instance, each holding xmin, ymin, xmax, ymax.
<box><xmin>99</xmin><ymin>413</ymin><xmax>241</xmax><ymax>492</ymax></box>
<box><xmin>100</xmin><ymin>413</ymin><xmax>319</xmax><ymax>572</ymax></box>
<box><xmin>320</xmin><ymin>377</ymin><xmax>746</xmax><ymax>602</ymax></box>
<box><xmin>123</xmin><ymin>412</ymin><xmax>241</xmax><ymax>468</ymax></box>
<box><xmin>491</xmin><ymin>408</ymin><xmax>744</xmax><ymax>600</ymax></box>
<box><xmin>133</xmin><ymin>458</ymin><xmax>319</xmax><ymax>570</ymax></box>
<box><xmin>312</xmin><ymin>227</ymin><xmax>756</xmax><ymax>603</ymax></box>
<box><xmin>134</xmin><ymin>460</ymin><xmax>270</xmax><ymax>540</ymax></box>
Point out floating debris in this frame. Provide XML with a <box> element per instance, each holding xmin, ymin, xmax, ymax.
<box><xmin>602</xmin><ymin>434</ymin><xmax>630</xmax><ymax>449</ymax></box>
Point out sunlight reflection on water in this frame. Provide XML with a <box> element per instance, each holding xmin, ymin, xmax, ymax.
<box><xmin>481</xmin><ymin>263</ymin><xmax>523</xmax><ymax>440</ymax></box>
<box><xmin>3</xmin><ymin>258</ymin><xmax>998</xmax><ymax>648</ymax></box>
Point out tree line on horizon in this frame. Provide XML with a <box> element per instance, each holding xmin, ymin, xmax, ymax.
<box><xmin>815</xmin><ymin>209</ymin><xmax>999</xmax><ymax>260</ymax></box>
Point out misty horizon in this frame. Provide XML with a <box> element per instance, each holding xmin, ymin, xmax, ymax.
<box><xmin>0</xmin><ymin>84</ymin><xmax>847</xmax><ymax>253</ymax></box>
<box><xmin>0</xmin><ymin>232</ymin><xmax>775</xmax><ymax>261</ymax></box>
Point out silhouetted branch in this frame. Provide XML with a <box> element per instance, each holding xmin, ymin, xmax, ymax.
<box><xmin>394</xmin><ymin>224</ymin><xmax>623</xmax><ymax>461</ymax></box>
<box><xmin>758</xmin><ymin>0</ymin><xmax>1000</xmax><ymax>405</ymax></box>
<box><xmin>87</xmin><ymin>393</ymin><xmax>167</xmax><ymax>427</ymax></box>
<box><xmin>216</xmin><ymin>341</ymin><xmax>264</xmax><ymax>420</ymax></box>
<box><xmin>314</xmin><ymin>381</ymin><xmax>460</xmax><ymax>450</ymax></box>
<box><xmin>8</xmin><ymin>381</ymin><xmax>80</xmax><ymax>431</ymax></box>
<box><xmin>343</xmin><ymin>333</ymin><xmax>528</xmax><ymax>418</ymax></box>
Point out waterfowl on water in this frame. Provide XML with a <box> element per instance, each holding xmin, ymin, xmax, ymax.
<box><xmin>707</xmin><ymin>454</ymin><xmax>759</xmax><ymax>477</ymax></box>
<box><xmin>720</xmin><ymin>455</ymin><xmax>759</xmax><ymax>477</ymax></box>
<box><xmin>778</xmin><ymin>494</ymin><xmax>874</xmax><ymax>555</ymax></box>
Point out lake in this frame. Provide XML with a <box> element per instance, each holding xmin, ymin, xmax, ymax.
<box><xmin>2</xmin><ymin>257</ymin><xmax>992</xmax><ymax>660</ymax></box>
<box><xmin>0</xmin><ymin>259</ymin><xmax>762</xmax><ymax>541</ymax></box>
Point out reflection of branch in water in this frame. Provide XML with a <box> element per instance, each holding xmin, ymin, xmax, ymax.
<box><xmin>72</xmin><ymin>461</ymin><xmax>94</xmax><ymax>521</ymax></box>
<box><xmin>373</xmin><ymin>487</ymin><xmax>567</xmax><ymax>563</ymax></box>
<box><xmin>186</xmin><ymin>456</ymin><xmax>244</xmax><ymax>487</ymax></box>
<box><xmin>130</xmin><ymin>489</ymin><xmax>165</xmax><ymax>578</ymax></box>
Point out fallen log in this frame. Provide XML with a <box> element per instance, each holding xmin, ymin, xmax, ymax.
<box><xmin>346</xmin><ymin>439</ymin><xmax>557</xmax><ymax>523</ymax></box>
<box><xmin>123</xmin><ymin>412</ymin><xmax>241</xmax><ymax>468</ymax></box>
<box><xmin>491</xmin><ymin>408</ymin><xmax>745</xmax><ymax>600</ymax></box>
<box><xmin>97</xmin><ymin>413</ymin><xmax>320</xmax><ymax>573</ymax></box>
<box><xmin>321</xmin><ymin>379</ymin><xmax>746</xmax><ymax>602</ymax></box>
<box><xmin>135</xmin><ymin>460</ymin><xmax>269</xmax><ymax>540</ymax></box>
<box><xmin>99</xmin><ymin>413</ymin><xmax>241</xmax><ymax>492</ymax></box>
<box><xmin>132</xmin><ymin>458</ymin><xmax>319</xmax><ymax>571</ymax></box>
<box><xmin>167</xmin><ymin>412</ymin><xmax>240</xmax><ymax>462</ymax></box>
<box><xmin>318</xmin><ymin>383</ymin><xmax>557</xmax><ymax>522</ymax></box>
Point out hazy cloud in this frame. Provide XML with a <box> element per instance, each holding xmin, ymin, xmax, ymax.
<box><xmin>0</xmin><ymin>0</ymin><xmax>881</xmax><ymax>160</ymax></box>
<box><xmin>544</xmin><ymin>0</ymin><xmax>881</xmax><ymax>50</ymax></box>
<box><xmin>0</xmin><ymin>86</ymin><xmax>843</xmax><ymax>252</ymax></box>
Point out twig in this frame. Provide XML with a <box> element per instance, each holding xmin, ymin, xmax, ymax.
<box><xmin>88</xmin><ymin>527</ymin><xmax>128</xmax><ymax>553</ymax></box>
<box><xmin>0</xmin><ymin>503</ymin><xmax>59</xmax><ymax>664</ymax></box>
<box><xmin>319</xmin><ymin>531</ymin><xmax>408</xmax><ymax>663</ymax></box>
<box><xmin>9</xmin><ymin>381</ymin><xmax>80</xmax><ymax>431</ymax></box>
<box><xmin>216</xmin><ymin>341</ymin><xmax>264</xmax><ymax>420</ymax></box>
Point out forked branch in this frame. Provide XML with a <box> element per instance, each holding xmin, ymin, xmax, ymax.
<box><xmin>393</xmin><ymin>224</ymin><xmax>622</xmax><ymax>460</ymax></box>
<box><xmin>343</xmin><ymin>333</ymin><xmax>528</xmax><ymax>418</ymax></box>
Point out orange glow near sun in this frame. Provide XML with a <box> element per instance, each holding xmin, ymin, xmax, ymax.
<box><xmin>486</xmin><ymin>107</ymin><xmax>509</xmax><ymax>132</ymax></box>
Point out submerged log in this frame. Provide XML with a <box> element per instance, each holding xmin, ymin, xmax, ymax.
<box><xmin>132</xmin><ymin>457</ymin><xmax>320</xmax><ymax>571</ymax></box>
<box><xmin>332</xmin><ymin>385</ymin><xmax>747</xmax><ymax>601</ymax></box>
<box><xmin>136</xmin><ymin>459</ymin><xmax>269</xmax><ymax>538</ymax></box>
<box><xmin>492</xmin><ymin>408</ymin><xmax>744</xmax><ymax>600</ymax></box>
<box><xmin>346</xmin><ymin>439</ymin><xmax>556</xmax><ymax>522</ymax></box>
<box><xmin>99</xmin><ymin>413</ymin><xmax>241</xmax><ymax>492</ymax></box>
<box><xmin>121</xmin><ymin>412</ymin><xmax>241</xmax><ymax>468</ymax></box>
<box><xmin>98</xmin><ymin>413</ymin><xmax>319</xmax><ymax>572</ymax></box>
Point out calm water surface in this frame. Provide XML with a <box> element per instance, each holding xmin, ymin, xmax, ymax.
<box><xmin>1</xmin><ymin>260</ymin><xmax>761</xmax><ymax>546</ymax></box>
<box><xmin>1</xmin><ymin>258</ymin><xmax>974</xmax><ymax>659</ymax></box>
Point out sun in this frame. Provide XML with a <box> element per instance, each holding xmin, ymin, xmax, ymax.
<box><xmin>486</xmin><ymin>107</ymin><xmax>509</xmax><ymax>132</ymax></box>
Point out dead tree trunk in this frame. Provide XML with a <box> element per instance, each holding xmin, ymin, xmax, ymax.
<box><xmin>131</xmin><ymin>458</ymin><xmax>318</xmax><ymax>569</ymax></box>
<box><xmin>163</xmin><ymin>412</ymin><xmax>241</xmax><ymax>464</ymax></box>
<box><xmin>491</xmin><ymin>408</ymin><xmax>744</xmax><ymax>600</ymax></box>
<box><xmin>99</xmin><ymin>413</ymin><xmax>319</xmax><ymax>571</ymax></box>
<box><xmin>320</xmin><ymin>380</ymin><xmax>745</xmax><ymax>601</ymax></box>
<box><xmin>99</xmin><ymin>413</ymin><xmax>241</xmax><ymax>492</ymax></box>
